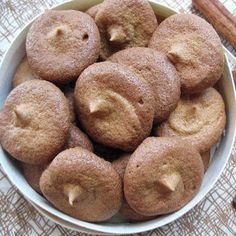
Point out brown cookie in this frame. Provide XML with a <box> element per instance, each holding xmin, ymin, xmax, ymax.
<box><xmin>155</xmin><ymin>88</ymin><xmax>226</xmax><ymax>153</ymax></box>
<box><xmin>112</xmin><ymin>154</ymin><xmax>154</xmax><ymax>221</ymax></box>
<box><xmin>109</xmin><ymin>47</ymin><xmax>180</xmax><ymax>123</ymax></box>
<box><xmin>86</xmin><ymin>3</ymin><xmax>102</xmax><ymax>19</ymax></box>
<box><xmin>120</xmin><ymin>201</ymin><xmax>155</xmax><ymax>222</ymax></box>
<box><xmin>12</xmin><ymin>56</ymin><xmax>39</xmax><ymax>88</ymax></box>
<box><xmin>63</xmin><ymin>86</ymin><xmax>76</xmax><ymax>123</ymax></box>
<box><xmin>112</xmin><ymin>153</ymin><xmax>130</xmax><ymax>177</ymax></box>
<box><xmin>22</xmin><ymin>163</ymin><xmax>48</xmax><ymax>194</ymax></box>
<box><xmin>0</xmin><ymin>80</ymin><xmax>70</xmax><ymax>164</ymax></box>
<box><xmin>124</xmin><ymin>137</ymin><xmax>204</xmax><ymax>216</ymax></box>
<box><xmin>66</xmin><ymin>124</ymin><xmax>93</xmax><ymax>152</ymax></box>
<box><xmin>40</xmin><ymin>147</ymin><xmax>122</xmax><ymax>222</ymax></box>
<box><xmin>22</xmin><ymin>124</ymin><xmax>93</xmax><ymax>193</ymax></box>
<box><xmin>95</xmin><ymin>0</ymin><xmax>157</xmax><ymax>59</ymax></box>
<box><xmin>149</xmin><ymin>14</ymin><xmax>224</xmax><ymax>94</ymax></box>
<box><xmin>26</xmin><ymin>10</ymin><xmax>101</xmax><ymax>84</ymax></box>
<box><xmin>74</xmin><ymin>62</ymin><xmax>155</xmax><ymax>152</ymax></box>
<box><xmin>201</xmin><ymin>150</ymin><xmax>211</xmax><ymax>172</ymax></box>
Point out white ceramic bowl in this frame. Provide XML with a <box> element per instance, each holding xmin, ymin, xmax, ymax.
<box><xmin>0</xmin><ymin>0</ymin><xmax>236</xmax><ymax>235</ymax></box>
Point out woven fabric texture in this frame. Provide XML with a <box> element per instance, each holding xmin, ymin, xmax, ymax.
<box><xmin>0</xmin><ymin>0</ymin><xmax>235</xmax><ymax>235</ymax></box>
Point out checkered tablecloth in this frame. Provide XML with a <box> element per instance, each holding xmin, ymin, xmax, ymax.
<box><xmin>0</xmin><ymin>0</ymin><xmax>236</xmax><ymax>235</ymax></box>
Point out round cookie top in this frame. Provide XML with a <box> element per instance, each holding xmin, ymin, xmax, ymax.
<box><xmin>65</xmin><ymin>124</ymin><xmax>94</xmax><ymax>152</ymax></box>
<box><xmin>74</xmin><ymin>61</ymin><xmax>155</xmax><ymax>152</ymax></box>
<box><xmin>149</xmin><ymin>14</ymin><xmax>224</xmax><ymax>94</ymax></box>
<box><xmin>155</xmin><ymin>88</ymin><xmax>226</xmax><ymax>153</ymax></box>
<box><xmin>109</xmin><ymin>47</ymin><xmax>181</xmax><ymax>123</ymax></box>
<box><xmin>124</xmin><ymin>137</ymin><xmax>204</xmax><ymax>216</ymax></box>
<box><xmin>112</xmin><ymin>154</ymin><xmax>155</xmax><ymax>222</ymax></box>
<box><xmin>22</xmin><ymin>163</ymin><xmax>48</xmax><ymax>194</ymax></box>
<box><xmin>12</xmin><ymin>56</ymin><xmax>39</xmax><ymax>88</ymax></box>
<box><xmin>0</xmin><ymin>80</ymin><xmax>70</xmax><ymax>164</ymax></box>
<box><xmin>95</xmin><ymin>0</ymin><xmax>157</xmax><ymax>59</ymax></box>
<box><xmin>26</xmin><ymin>10</ymin><xmax>101</xmax><ymax>84</ymax></box>
<box><xmin>40</xmin><ymin>147</ymin><xmax>122</xmax><ymax>222</ymax></box>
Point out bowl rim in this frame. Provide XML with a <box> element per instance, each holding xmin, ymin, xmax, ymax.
<box><xmin>0</xmin><ymin>0</ymin><xmax>236</xmax><ymax>234</ymax></box>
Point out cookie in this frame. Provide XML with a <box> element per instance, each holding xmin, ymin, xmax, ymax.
<box><xmin>22</xmin><ymin>124</ymin><xmax>93</xmax><ymax>193</ymax></box>
<box><xmin>0</xmin><ymin>80</ymin><xmax>70</xmax><ymax>164</ymax></box>
<box><xmin>109</xmin><ymin>47</ymin><xmax>181</xmax><ymax>122</ymax></box>
<box><xmin>40</xmin><ymin>147</ymin><xmax>122</xmax><ymax>222</ymax></box>
<box><xmin>26</xmin><ymin>10</ymin><xmax>101</xmax><ymax>84</ymax></box>
<box><xmin>63</xmin><ymin>85</ymin><xmax>76</xmax><ymax>123</ymax></box>
<box><xmin>22</xmin><ymin>163</ymin><xmax>48</xmax><ymax>193</ymax></box>
<box><xmin>66</xmin><ymin>124</ymin><xmax>93</xmax><ymax>152</ymax></box>
<box><xmin>12</xmin><ymin>56</ymin><xmax>39</xmax><ymax>88</ymax></box>
<box><xmin>201</xmin><ymin>150</ymin><xmax>211</xmax><ymax>172</ymax></box>
<box><xmin>155</xmin><ymin>88</ymin><xmax>226</xmax><ymax>153</ymax></box>
<box><xmin>124</xmin><ymin>137</ymin><xmax>204</xmax><ymax>216</ymax></box>
<box><xmin>74</xmin><ymin>62</ymin><xmax>155</xmax><ymax>152</ymax></box>
<box><xmin>112</xmin><ymin>154</ymin><xmax>154</xmax><ymax>221</ymax></box>
<box><xmin>95</xmin><ymin>0</ymin><xmax>157</xmax><ymax>59</ymax></box>
<box><xmin>149</xmin><ymin>14</ymin><xmax>224</xmax><ymax>94</ymax></box>
<box><xmin>112</xmin><ymin>153</ymin><xmax>130</xmax><ymax>177</ymax></box>
<box><xmin>86</xmin><ymin>4</ymin><xmax>102</xmax><ymax>19</ymax></box>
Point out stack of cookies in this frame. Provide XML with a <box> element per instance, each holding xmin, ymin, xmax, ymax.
<box><xmin>0</xmin><ymin>0</ymin><xmax>226</xmax><ymax>222</ymax></box>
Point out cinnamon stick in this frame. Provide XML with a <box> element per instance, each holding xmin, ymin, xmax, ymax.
<box><xmin>192</xmin><ymin>0</ymin><xmax>236</xmax><ymax>49</ymax></box>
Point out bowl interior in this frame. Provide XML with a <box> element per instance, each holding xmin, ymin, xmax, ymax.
<box><xmin>0</xmin><ymin>0</ymin><xmax>236</xmax><ymax>234</ymax></box>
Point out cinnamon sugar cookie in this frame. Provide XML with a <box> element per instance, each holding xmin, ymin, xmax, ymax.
<box><xmin>112</xmin><ymin>153</ymin><xmax>130</xmax><ymax>177</ymax></box>
<box><xmin>74</xmin><ymin>62</ymin><xmax>155</xmax><ymax>151</ymax></box>
<box><xmin>95</xmin><ymin>0</ymin><xmax>157</xmax><ymax>59</ymax></box>
<box><xmin>22</xmin><ymin>163</ymin><xmax>48</xmax><ymax>193</ymax></box>
<box><xmin>63</xmin><ymin>85</ymin><xmax>76</xmax><ymax>123</ymax></box>
<box><xmin>86</xmin><ymin>4</ymin><xmax>102</xmax><ymax>19</ymax></box>
<box><xmin>112</xmin><ymin>154</ymin><xmax>154</xmax><ymax>221</ymax></box>
<box><xmin>40</xmin><ymin>147</ymin><xmax>122</xmax><ymax>222</ymax></box>
<box><xmin>120</xmin><ymin>201</ymin><xmax>155</xmax><ymax>221</ymax></box>
<box><xmin>155</xmin><ymin>88</ymin><xmax>226</xmax><ymax>153</ymax></box>
<box><xmin>26</xmin><ymin>10</ymin><xmax>100</xmax><ymax>83</ymax></box>
<box><xmin>66</xmin><ymin>124</ymin><xmax>93</xmax><ymax>152</ymax></box>
<box><xmin>109</xmin><ymin>47</ymin><xmax>180</xmax><ymax>122</ymax></box>
<box><xmin>149</xmin><ymin>14</ymin><xmax>224</xmax><ymax>94</ymax></box>
<box><xmin>0</xmin><ymin>80</ymin><xmax>70</xmax><ymax>164</ymax></box>
<box><xmin>12</xmin><ymin>56</ymin><xmax>39</xmax><ymax>88</ymax></box>
<box><xmin>124</xmin><ymin>137</ymin><xmax>204</xmax><ymax>216</ymax></box>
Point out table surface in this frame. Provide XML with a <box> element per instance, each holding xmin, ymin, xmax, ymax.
<box><xmin>0</xmin><ymin>0</ymin><xmax>236</xmax><ymax>235</ymax></box>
